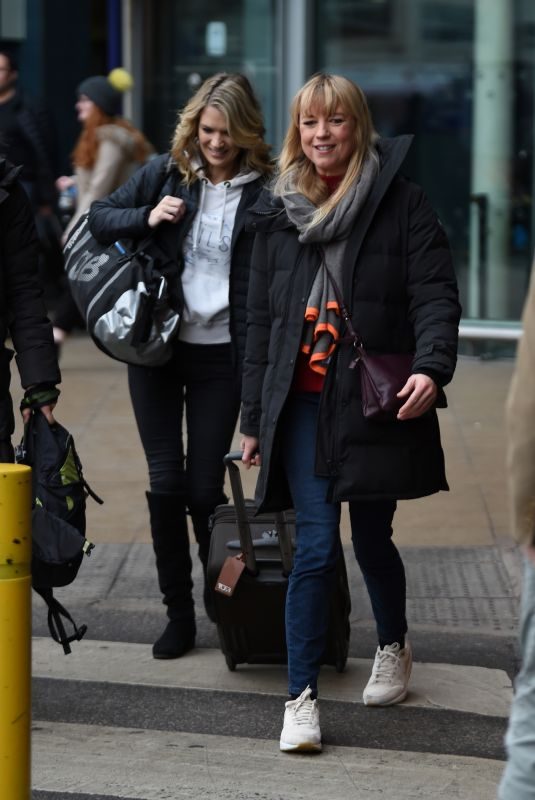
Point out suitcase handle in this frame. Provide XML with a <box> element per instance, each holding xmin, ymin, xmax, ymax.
<box><xmin>223</xmin><ymin>452</ymin><xmax>293</xmax><ymax>577</ymax></box>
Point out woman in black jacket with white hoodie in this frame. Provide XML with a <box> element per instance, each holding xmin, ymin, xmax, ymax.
<box><xmin>89</xmin><ymin>73</ymin><xmax>272</xmax><ymax>659</ymax></box>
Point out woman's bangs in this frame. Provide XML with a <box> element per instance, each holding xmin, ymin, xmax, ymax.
<box><xmin>299</xmin><ymin>81</ymin><xmax>346</xmax><ymax>120</ymax></box>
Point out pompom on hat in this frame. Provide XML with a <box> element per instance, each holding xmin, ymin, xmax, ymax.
<box><xmin>77</xmin><ymin>69</ymin><xmax>134</xmax><ymax>116</ymax></box>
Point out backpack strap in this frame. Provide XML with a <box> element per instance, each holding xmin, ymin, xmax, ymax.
<box><xmin>69</xmin><ymin>436</ymin><xmax>104</xmax><ymax>505</ymax></box>
<box><xmin>34</xmin><ymin>587</ymin><xmax>88</xmax><ymax>655</ymax></box>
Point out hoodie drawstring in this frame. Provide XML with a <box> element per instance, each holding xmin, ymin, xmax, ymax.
<box><xmin>192</xmin><ymin>177</ymin><xmax>208</xmax><ymax>253</ymax></box>
<box><xmin>192</xmin><ymin>178</ymin><xmax>233</xmax><ymax>253</ymax></box>
<box><xmin>218</xmin><ymin>181</ymin><xmax>231</xmax><ymax>241</ymax></box>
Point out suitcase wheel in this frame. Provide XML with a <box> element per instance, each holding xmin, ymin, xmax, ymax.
<box><xmin>225</xmin><ymin>654</ymin><xmax>237</xmax><ymax>671</ymax></box>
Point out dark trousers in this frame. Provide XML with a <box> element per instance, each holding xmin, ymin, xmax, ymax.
<box><xmin>128</xmin><ymin>341</ymin><xmax>240</xmax><ymax>543</ymax></box>
<box><xmin>282</xmin><ymin>392</ymin><xmax>407</xmax><ymax>696</ymax></box>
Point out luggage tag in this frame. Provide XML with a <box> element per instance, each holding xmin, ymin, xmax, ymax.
<box><xmin>215</xmin><ymin>553</ymin><xmax>246</xmax><ymax>597</ymax></box>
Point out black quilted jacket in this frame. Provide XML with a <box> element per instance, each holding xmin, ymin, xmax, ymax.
<box><xmin>240</xmin><ymin>137</ymin><xmax>462</xmax><ymax>510</ymax></box>
<box><xmin>10</xmin><ymin>91</ymin><xmax>57</xmax><ymax>206</ymax></box>
<box><xmin>0</xmin><ymin>159</ymin><xmax>60</xmax><ymax>439</ymax></box>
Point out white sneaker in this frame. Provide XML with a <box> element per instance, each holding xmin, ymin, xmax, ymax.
<box><xmin>280</xmin><ymin>686</ymin><xmax>322</xmax><ymax>752</ymax></box>
<box><xmin>363</xmin><ymin>640</ymin><xmax>412</xmax><ymax>706</ymax></box>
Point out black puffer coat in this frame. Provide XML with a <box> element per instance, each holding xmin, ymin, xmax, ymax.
<box><xmin>88</xmin><ymin>153</ymin><xmax>265</xmax><ymax>372</ymax></box>
<box><xmin>240</xmin><ymin>137</ymin><xmax>461</xmax><ymax>512</ymax></box>
<box><xmin>0</xmin><ymin>160</ymin><xmax>60</xmax><ymax>440</ymax></box>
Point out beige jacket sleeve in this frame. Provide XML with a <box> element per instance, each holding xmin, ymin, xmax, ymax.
<box><xmin>506</xmin><ymin>258</ymin><xmax>535</xmax><ymax>546</ymax></box>
<box><xmin>79</xmin><ymin>138</ymin><xmax>126</xmax><ymax>207</ymax></box>
<box><xmin>63</xmin><ymin>124</ymin><xmax>141</xmax><ymax>239</ymax></box>
<box><xmin>64</xmin><ymin>139</ymin><xmax>127</xmax><ymax>237</ymax></box>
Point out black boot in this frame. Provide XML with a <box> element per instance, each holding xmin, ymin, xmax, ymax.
<box><xmin>147</xmin><ymin>491</ymin><xmax>196</xmax><ymax>658</ymax></box>
<box><xmin>189</xmin><ymin>503</ymin><xmax>220</xmax><ymax>623</ymax></box>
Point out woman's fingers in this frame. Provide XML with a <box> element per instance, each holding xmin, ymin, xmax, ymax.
<box><xmin>40</xmin><ymin>404</ymin><xmax>57</xmax><ymax>425</ymax></box>
<box><xmin>148</xmin><ymin>196</ymin><xmax>186</xmax><ymax>228</ymax></box>
<box><xmin>397</xmin><ymin>374</ymin><xmax>437</xmax><ymax>420</ymax></box>
<box><xmin>240</xmin><ymin>436</ymin><xmax>261</xmax><ymax>469</ymax></box>
<box><xmin>21</xmin><ymin>405</ymin><xmax>57</xmax><ymax>426</ymax></box>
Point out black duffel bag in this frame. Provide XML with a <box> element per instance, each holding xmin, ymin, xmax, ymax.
<box><xmin>63</xmin><ymin>212</ymin><xmax>180</xmax><ymax>366</ymax></box>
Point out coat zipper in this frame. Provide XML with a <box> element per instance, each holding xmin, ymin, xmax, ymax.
<box><xmin>269</xmin><ymin>243</ymin><xmax>318</xmax><ymax>418</ymax></box>
<box><xmin>312</xmin><ymin>243</ymin><xmax>342</xmax><ymax>478</ymax></box>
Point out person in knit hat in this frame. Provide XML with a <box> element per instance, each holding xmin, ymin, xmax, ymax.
<box><xmin>53</xmin><ymin>69</ymin><xmax>153</xmax><ymax>346</ymax></box>
<box><xmin>76</xmin><ymin>73</ymin><xmax>125</xmax><ymax>117</ymax></box>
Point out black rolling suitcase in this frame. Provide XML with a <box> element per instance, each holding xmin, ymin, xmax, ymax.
<box><xmin>207</xmin><ymin>452</ymin><xmax>351</xmax><ymax>672</ymax></box>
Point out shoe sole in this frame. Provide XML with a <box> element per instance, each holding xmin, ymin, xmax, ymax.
<box><xmin>363</xmin><ymin>687</ymin><xmax>408</xmax><ymax>706</ymax></box>
<box><xmin>280</xmin><ymin>740</ymin><xmax>322</xmax><ymax>753</ymax></box>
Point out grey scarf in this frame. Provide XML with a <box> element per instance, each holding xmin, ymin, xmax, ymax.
<box><xmin>282</xmin><ymin>151</ymin><xmax>378</xmax><ymax>374</ymax></box>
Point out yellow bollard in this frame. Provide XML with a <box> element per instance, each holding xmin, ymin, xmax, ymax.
<box><xmin>0</xmin><ymin>463</ymin><xmax>32</xmax><ymax>800</ymax></box>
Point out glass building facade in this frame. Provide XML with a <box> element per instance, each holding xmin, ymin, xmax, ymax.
<box><xmin>129</xmin><ymin>0</ymin><xmax>534</xmax><ymax>340</ymax></box>
<box><xmin>3</xmin><ymin>0</ymin><xmax>532</xmax><ymax>339</ymax></box>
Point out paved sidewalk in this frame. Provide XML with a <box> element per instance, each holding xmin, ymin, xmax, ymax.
<box><xmin>22</xmin><ymin>334</ymin><xmax>523</xmax><ymax>641</ymax></box>
<box><xmin>15</xmin><ymin>333</ymin><xmax>518</xmax><ymax>555</ymax></box>
<box><xmin>27</xmin><ymin>334</ymin><xmax>522</xmax><ymax>800</ymax></box>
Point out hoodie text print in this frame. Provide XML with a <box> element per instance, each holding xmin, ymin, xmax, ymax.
<box><xmin>179</xmin><ymin>170</ymin><xmax>260</xmax><ymax>345</ymax></box>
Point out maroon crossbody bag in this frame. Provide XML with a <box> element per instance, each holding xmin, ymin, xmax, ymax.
<box><xmin>323</xmin><ymin>263</ymin><xmax>413</xmax><ymax>421</ymax></box>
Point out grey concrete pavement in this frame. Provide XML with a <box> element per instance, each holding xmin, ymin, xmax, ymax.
<box><xmin>33</xmin><ymin>637</ymin><xmax>513</xmax><ymax>718</ymax></box>
<box><xmin>13</xmin><ymin>334</ymin><xmax>519</xmax><ymax>554</ymax></box>
<box><xmin>25</xmin><ymin>334</ymin><xmax>521</xmax><ymax>799</ymax></box>
<box><xmin>32</xmin><ymin>724</ymin><xmax>505</xmax><ymax>800</ymax></box>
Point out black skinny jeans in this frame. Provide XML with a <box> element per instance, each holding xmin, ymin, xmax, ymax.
<box><xmin>128</xmin><ymin>341</ymin><xmax>240</xmax><ymax>554</ymax></box>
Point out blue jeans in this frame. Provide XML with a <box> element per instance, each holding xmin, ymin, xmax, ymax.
<box><xmin>499</xmin><ymin>557</ymin><xmax>535</xmax><ymax>800</ymax></box>
<box><xmin>282</xmin><ymin>392</ymin><xmax>407</xmax><ymax>697</ymax></box>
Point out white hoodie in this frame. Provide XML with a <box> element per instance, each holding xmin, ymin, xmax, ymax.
<box><xmin>179</xmin><ymin>169</ymin><xmax>260</xmax><ymax>345</ymax></box>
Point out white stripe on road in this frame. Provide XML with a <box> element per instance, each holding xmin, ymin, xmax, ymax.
<box><xmin>32</xmin><ymin>637</ymin><xmax>513</xmax><ymax>718</ymax></box>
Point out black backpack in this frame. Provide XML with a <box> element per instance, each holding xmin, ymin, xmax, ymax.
<box><xmin>16</xmin><ymin>412</ymin><xmax>103</xmax><ymax>653</ymax></box>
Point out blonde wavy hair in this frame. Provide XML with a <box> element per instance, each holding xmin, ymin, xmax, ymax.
<box><xmin>170</xmin><ymin>73</ymin><xmax>273</xmax><ymax>184</ymax></box>
<box><xmin>72</xmin><ymin>106</ymin><xmax>152</xmax><ymax>169</ymax></box>
<box><xmin>274</xmin><ymin>73</ymin><xmax>378</xmax><ymax>228</ymax></box>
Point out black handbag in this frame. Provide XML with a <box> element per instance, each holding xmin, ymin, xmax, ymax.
<box><xmin>324</xmin><ymin>264</ymin><xmax>413</xmax><ymax>421</ymax></box>
<box><xmin>63</xmin><ymin>213</ymin><xmax>180</xmax><ymax>367</ymax></box>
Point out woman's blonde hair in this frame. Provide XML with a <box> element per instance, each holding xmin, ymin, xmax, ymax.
<box><xmin>72</xmin><ymin>106</ymin><xmax>152</xmax><ymax>168</ymax></box>
<box><xmin>274</xmin><ymin>73</ymin><xmax>378</xmax><ymax>227</ymax></box>
<box><xmin>170</xmin><ymin>73</ymin><xmax>273</xmax><ymax>184</ymax></box>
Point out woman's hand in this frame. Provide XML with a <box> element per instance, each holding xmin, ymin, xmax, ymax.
<box><xmin>241</xmin><ymin>435</ymin><xmax>261</xmax><ymax>469</ymax></box>
<box><xmin>148</xmin><ymin>195</ymin><xmax>186</xmax><ymax>228</ymax></box>
<box><xmin>21</xmin><ymin>404</ymin><xmax>57</xmax><ymax>426</ymax></box>
<box><xmin>56</xmin><ymin>175</ymin><xmax>75</xmax><ymax>191</ymax></box>
<box><xmin>396</xmin><ymin>374</ymin><xmax>437</xmax><ymax>421</ymax></box>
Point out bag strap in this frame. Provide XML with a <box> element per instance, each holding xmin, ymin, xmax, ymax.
<box><xmin>69</xmin><ymin>435</ymin><xmax>104</xmax><ymax>505</ymax></box>
<box><xmin>320</xmin><ymin>255</ymin><xmax>363</xmax><ymax>368</ymax></box>
<box><xmin>139</xmin><ymin>162</ymin><xmax>174</xmax><ymax>249</ymax></box>
<box><xmin>15</xmin><ymin>411</ymin><xmax>36</xmax><ymax>466</ymax></box>
<box><xmin>108</xmin><ymin>164</ymin><xmax>171</xmax><ymax>257</ymax></box>
<box><xmin>318</xmin><ymin>138</ymin><xmax>414</xmax><ymax>349</ymax></box>
<box><xmin>34</xmin><ymin>587</ymin><xmax>88</xmax><ymax>655</ymax></box>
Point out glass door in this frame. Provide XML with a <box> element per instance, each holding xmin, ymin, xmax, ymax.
<box><xmin>314</xmin><ymin>0</ymin><xmax>535</xmax><ymax>329</ymax></box>
<box><xmin>141</xmin><ymin>0</ymin><xmax>280</xmax><ymax>155</ymax></box>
